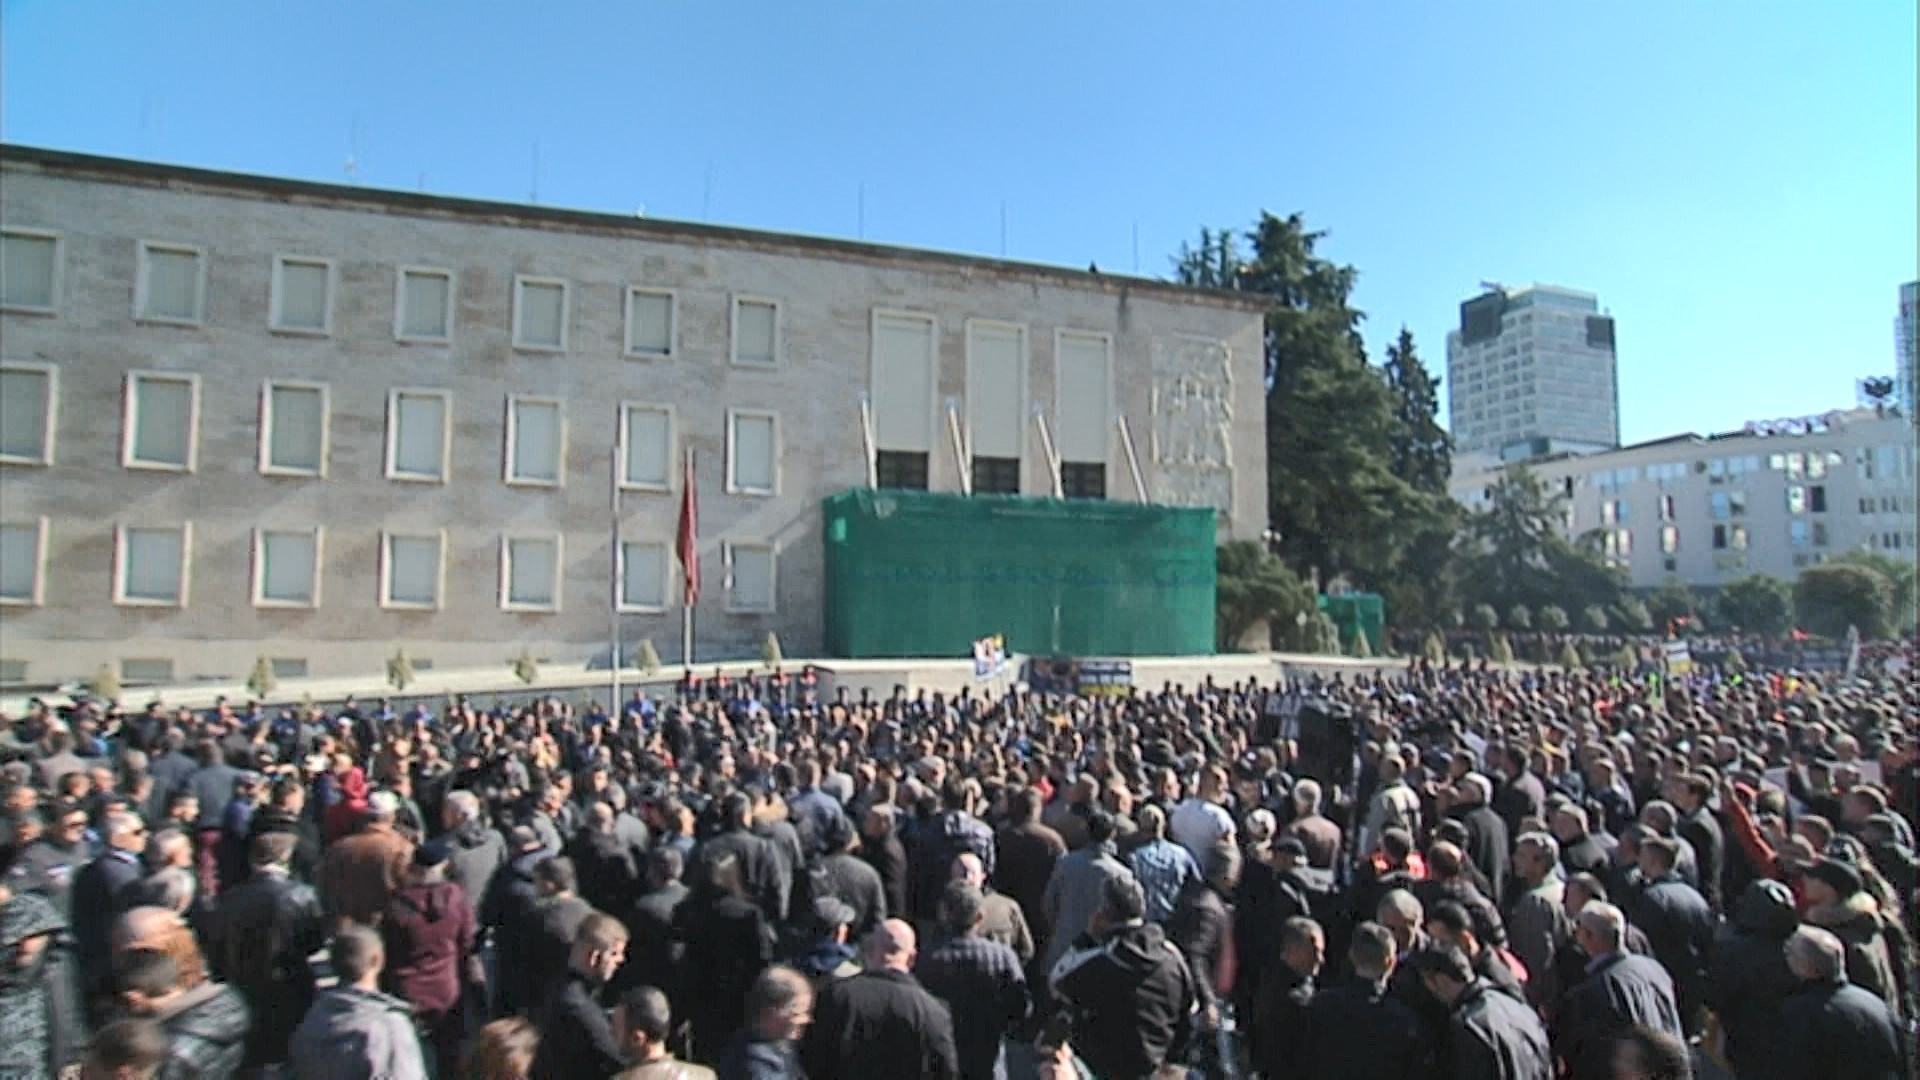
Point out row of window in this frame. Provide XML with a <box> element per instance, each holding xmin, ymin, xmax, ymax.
<box><xmin>1598</xmin><ymin>517</ymin><xmax>1841</xmax><ymax>564</ymax></box>
<box><xmin>0</xmin><ymin>366</ymin><xmax>785</xmax><ymax>494</ymax></box>
<box><xmin>0</xmin><ymin>228</ymin><xmax>781</xmax><ymax>363</ymax></box>
<box><xmin>0</xmin><ymin>520</ymin><xmax>780</xmax><ymax>614</ymax></box>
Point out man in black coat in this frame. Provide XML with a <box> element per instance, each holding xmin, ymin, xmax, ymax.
<box><xmin>1704</xmin><ymin>879</ymin><xmax>1800</xmax><ymax>1080</ymax></box>
<box><xmin>1778</xmin><ymin>925</ymin><xmax>1908</xmax><ymax>1080</ymax></box>
<box><xmin>807</xmin><ymin>812</ymin><xmax>887</xmax><ymax>941</ymax></box>
<box><xmin>1304</xmin><ymin>922</ymin><xmax>1425</xmax><ymax>1080</ymax></box>
<box><xmin>703</xmin><ymin>793</ymin><xmax>790</xmax><ymax>927</ymax></box>
<box><xmin>622</xmin><ymin>846</ymin><xmax>689</xmax><ymax>994</ymax></box>
<box><xmin>71</xmin><ymin>810</ymin><xmax>147</xmax><ymax>1013</ymax></box>
<box><xmin>1411</xmin><ymin>943</ymin><xmax>1554</xmax><ymax>1080</ymax></box>
<box><xmin>531</xmin><ymin>913</ymin><xmax>630</xmax><ymax>1080</ymax></box>
<box><xmin>210</xmin><ymin>831</ymin><xmax>326</xmax><ymax>1070</ymax></box>
<box><xmin>1049</xmin><ymin>875</ymin><xmax>1197</xmax><ymax>1080</ymax></box>
<box><xmin>1551</xmin><ymin>805</ymin><xmax>1616</xmax><ymax>881</ymax></box>
<box><xmin>915</xmin><ymin>883</ymin><xmax>1029</xmax><ymax>1080</ymax></box>
<box><xmin>480</xmin><ymin>826</ymin><xmax>549</xmax><ymax>1018</ymax></box>
<box><xmin>567</xmin><ymin>802</ymin><xmax>643</xmax><ymax>916</ymax></box>
<box><xmin>800</xmin><ymin>919</ymin><xmax>958</xmax><ymax>1080</ymax></box>
<box><xmin>909</xmin><ymin>781</ymin><xmax>995</xmax><ymax>926</ymax></box>
<box><xmin>1448</xmin><ymin>774</ymin><xmax>1511</xmax><ymax>907</ymax></box>
<box><xmin>439</xmin><ymin>790</ymin><xmax>505</xmax><ymax>922</ymax></box>
<box><xmin>1555</xmin><ymin>901</ymin><xmax>1683</xmax><ymax>1080</ymax></box>
<box><xmin>1668</xmin><ymin>772</ymin><xmax>1727</xmax><ymax>912</ymax></box>
<box><xmin>527</xmin><ymin>857</ymin><xmax>596</xmax><ymax>1003</ymax></box>
<box><xmin>860</xmin><ymin>804</ymin><xmax>911</xmax><ymax>922</ymax></box>
<box><xmin>1251</xmin><ymin>916</ymin><xmax>1324</xmax><ymax>1078</ymax></box>
<box><xmin>1629</xmin><ymin>836</ymin><xmax>1715</xmax><ymax>1033</ymax></box>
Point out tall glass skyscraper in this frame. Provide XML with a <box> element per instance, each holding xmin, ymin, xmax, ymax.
<box><xmin>1445</xmin><ymin>284</ymin><xmax>1620</xmax><ymax>459</ymax></box>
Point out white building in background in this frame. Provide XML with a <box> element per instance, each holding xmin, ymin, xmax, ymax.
<box><xmin>1897</xmin><ymin>280</ymin><xmax>1917</xmax><ymax>419</ymax></box>
<box><xmin>1449</xmin><ymin>407</ymin><xmax>1917</xmax><ymax>592</ymax></box>
<box><xmin>1445</xmin><ymin>283</ymin><xmax>1620</xmax><ymax>459</ymax></box>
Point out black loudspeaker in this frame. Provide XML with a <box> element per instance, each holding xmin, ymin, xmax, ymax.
<box><xmin>1294</xmin><ymin>699</ymin><xmax>1357</xmax><ymax>790</ymax></box>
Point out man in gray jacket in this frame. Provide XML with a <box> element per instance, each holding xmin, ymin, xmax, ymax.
<box><xmin>1040</xmin><ymin>811</ymin><xmax>1133</xmax><ymax>976</ymax></box>
<box><xmin>290</xmin><ymin>926</ymin><xmax>428</xmax><ymax>1080</ymax></box>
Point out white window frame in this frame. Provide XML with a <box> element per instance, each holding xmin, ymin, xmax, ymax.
<box><xmin>725</xmin><ymin>408</ymin><xmax>781</xmax><ymax>496</ymax></box>
<box><xmin>121</xmin><ymin>370</ymin><xmax>201</xmax><ymax>473</ymax></box>
<box><xmin>113</xmin><ymin>522</ymin><xmax>192</xmax><ymax>608</ymax></box>
<box><xmin>504</xmin><ymin>395</ymin><xmax>568</xmax><ymax>488</ymax></box>
<box><xmin>730</xmin><ymin>295</ymin><xmax>783</xmax><ymax>367</ymax></box>
<box><xmin>394</xmin><ymin>266</ymin><xmax>456</xmax><ymax>344</ymax></box>
<box><xmin>251</xmin><ymin>527</ymin><xmax>325</xmax><ymax>609</ymax></box>
<box><xmin>258</xmin><ymin>380</ymin><xmax>330</xmax><ymax>478</ymax></box>
<box><xmin>134</xmin><ymin>240</ymin><xmax>208</xmax><ymax>326</ymax></box>
<box><xmin>499</xmin><ymin>532</ymin><xmax>564</xmax><ymax>613</ymax></box>
<box><xmin>0</xmin><ymin>360</ymin><xmax>58</xmax><ymax>466</ymax></box>
<box><xmin>268</xmin><ymin>254</ymin><xmax>336</xmax><ymax>336</ymax></box>
<box><xmin>724</xmin><ymin>541</ymin><xmax>777</xmax><ymax>614</ymax></box>
<box><xmin>512</xmin><ymin>275</ymin><xmax>571</xmax><ymax>353</ymax></box>
<box><xmin>119</xmin><ymin>658</ymin><xmax>175</xmax><ymax>685</ymax></box>
<box><xmin>0</xmin><ymin>517</ymin><xmax>49</xmax><ymax>607</ymax></box>
<box><xmin>379</xmin><ymin>529</ymin><xmax>447</xmax><ymax>611</ymax></box>
<box><xmin>384</xmin><ymin>388</ymin><xmax>453</xmax><ymax>483</ymax></box>
<box><xmin>0</xmin><ymin>227</ymin><xmax>63</xmax><ymax>315</ymax></box>
<box><xmin>624</xmin><ymin>286</ymin><xmax>678</xmax><ymax>359</ymax></box>
<box><xmin>964</xmin><ymin>319</ymin><xmax>1030</xmax><ymax>466</ymax></box>
<box><xmin>1052</xmin><ymin>327</ymin><xmax>1115</xmax><ymax>467</ymax></box>
<box><xmin>616</xmin><ymin>539</ymin><xmax>670</xmax><ymax>614</ymax></box>
<box><xmin>618</xmin><ymin>402</ymin><xmax>676</xmax><ymax>492</ymax></box>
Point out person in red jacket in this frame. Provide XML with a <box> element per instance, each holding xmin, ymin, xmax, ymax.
<box><xmin>381</xmin><ymin>840</ymin><xmax>477</xmax><ymax>1074</ymax></box>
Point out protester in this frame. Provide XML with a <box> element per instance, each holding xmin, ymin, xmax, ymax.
<box><xmin>210</xmin><ymin>831</ymin><xmax>325</xmax><ymax>1072</ymax></box>
<box><xmin>115</xmin><ymin>948</ymin><xmax>251</xmax><ymax>1080</ymax></box>
<box><xmin>801</xmin><ymin>919</ymin><xmax>958</xmax><ymax>1080</ymax></box>
<box><xmin>1049</xmin><ymin>875</ymin><xmax>1197</xmax><ymax>1080</ymax></box>
<box><xmin>1777</xmin><ymin>925</ymin><xmax>1907</xmax><ymax>1080</ymax></box>
<box><xmin>611</xmin><ymin>984</ymin><xmax>716</xmax><ymax>1080</ymax></box>
<box><xmin>715</xmin><ymin>966</ymin><xmax>812</xmax><ymax>1080</ymax></box>
<box><xmin>288</xmin><ymin>927</ymin><xmax>426</xmax><ymax>1080</ymax></box>
<box><xmin>915</xmin><ymin>881</ymin><xmax>1030</xmax><ymax>1080</ymax></box>
<box><xmin>530</xmin><ymin>913</ymin><xmax>629</xmax><ymax>1080</ymax></box>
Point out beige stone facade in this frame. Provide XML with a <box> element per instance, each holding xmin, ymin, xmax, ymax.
<box><xmin>0</xmin><ymin>147</ymin><xmax>1266</xmax><ymax>687</ymax></box>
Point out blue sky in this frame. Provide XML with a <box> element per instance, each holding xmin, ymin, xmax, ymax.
<box><xmin>3</xmin><ymin>1</ymin><xmax>1913</xmax><ymax>443</ymax></box>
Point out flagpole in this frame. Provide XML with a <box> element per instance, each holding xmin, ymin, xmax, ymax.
<box><xmin>610</xmin><ymin>442</ymin><xmax>622</xmax><ymax>710</ymax></box>
<box><xmin>681</xmin><ymin>448</ymin><xmax>696</xmax><ymax>671</ymax></box>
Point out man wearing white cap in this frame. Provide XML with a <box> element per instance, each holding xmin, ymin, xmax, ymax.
<box><xmin>319</xmin><ymin>789</ymin><xmax>416</xmax><ymax>929</ymax></box>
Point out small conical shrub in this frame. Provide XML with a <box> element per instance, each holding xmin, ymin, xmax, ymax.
<box><xmin>637</xmin><ymin>639</ymin><xmax>662</xmax><ymax>675</ymax></box>
<box><xmin>245</xmin><ymin>655</ymin><xmax>277</xmax><ymax>699</ymax></box>
<box><xmin>761</xmin><ymin>632</ymin><xmax>784</xmax><ymax>668</ymax></box>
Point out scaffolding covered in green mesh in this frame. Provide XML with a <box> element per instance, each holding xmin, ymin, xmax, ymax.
<box><xmin>823</xmin><ymin>489</ymin><xmax>1217</xmax><ymax>659</ymax></box>
<box><xmin>1317</xmin><ymin>592</ymin><xmax>1386</xmax><ymax>653</ymax></box>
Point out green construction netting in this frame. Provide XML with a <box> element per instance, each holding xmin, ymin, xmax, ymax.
<box><xmin>824</xmin><ymin>489</ymin><xmax>1216</xmax><ymax>659</ymax></box>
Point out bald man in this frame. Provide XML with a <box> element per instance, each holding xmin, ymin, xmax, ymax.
<box><xmin>802</xmin><ymin>920</ymin><xmax>959</xmax><ymax>1080</ymax></box>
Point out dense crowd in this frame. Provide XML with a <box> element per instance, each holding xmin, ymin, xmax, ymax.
<box><xmin>0</xmin><ymin>647</ymin><xmax>1914</xmax><ymax>1080</ymax></box>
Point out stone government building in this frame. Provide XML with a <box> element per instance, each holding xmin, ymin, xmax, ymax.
<box><xmin>0</xmin><ymin>146</ymin><xmax>1267</xmax><ymax>687</ymax></box>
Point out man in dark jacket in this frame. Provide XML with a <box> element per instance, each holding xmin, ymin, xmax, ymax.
<box><xmin>623</xmin><ymin>846</ymin><xmax>689</xmax><ymax>994</ymax></box>
<box><xmin>381</xmin><ymin>842</ymin><xmax>476</xmax><ymax>1072</ymax></box>
<box><xmin>1048</xmin><ymin>875</ymin><xmax>1197</xmax><ymax>1080</ymax></box>
<box><xmin>527</xmin><ymin>857</ymin><xmax>596</xmax><ymax>1006</ymax></box>
<box><xmin>1426</xmin><ymin>900</ymin><xmax>1526</xmax><ymax>1002</ymax></box>
<box><xmin>802</xmin><ymin>918</ymin><xmax>958</xmax><ymax>1080</ymax></box>
<box><xmin>531</xmin><ymin>913</ymin><xmax>630</xmax><ymax>1080</ymax></box>
<box><xmin>7</xmin><ymin>799</ymin><xmax>92</xmax><ymax>917</ymax></box>
<box><xmin>568</xmin><ymin>802</ymin><xmax>644</xmax><ymax>916</ymax></box>
<box><xmin>481</xmin><ymin>826</ymin><xmax>549</xmax><ymax>1018</ymax></box>
<box><xmin>1252</xmin><ymin>916</ymin><xmax>1325</xmax><ymax>1078</ymax></box>
<box><xmin>1668</xmin><ymin>772</ymin><xmax>1727</xmax><ymax>912</ymax></box>
<box><xmin>72</xmin><ymin>810</ymin><xmax>147</xmax><ymax>1011</ymax></box>
<box><xmin>439</xmin><ymin>790</ymin><xmax>505</xmax><ymax>922</ymax></box>
<box><xmin>716</xmin><ymin>966</ymin><xmax>812</xmax><ymax>1080</ymax></box>
<box><xmin>993</xmin><ymin>787</ymin><xmax>1065</xmax><ymax>953</ymax></box>
<box><xmin>704</xmin><ymin>793</ymin><xmax>790</xmax><ymax>926</ymax></box>
<box><xmin>916</xmin><ymin>882</ymin><xmax>1029</xmax><ymax>1080</ymax></box>
<box><xmin>210</xmin><ymin>832</ymin><xmax>325</xmax><ymax>1071</ymax></box>
<box><xmin>1551</xmin><ymin>805</ymin><xmax>1616</xmax><ymax>881</ymax></box>
<box><xmin>1705</xmin><ymin>879</ymin><xmax>1800</xmax><ymax>1080</ymax></box>
<box><xmin>1448</xmin><ymin>775</ymin><xmax>1511</xmax><ymax>908</ymax></box>
<box><xmin>860</xmin><ymin>804</ymin><xmax>911</xmax><ymax>922</ymax></box>
<box><xmin>1555</xmin><ymin>901</ymin><xmax>1683</xmax><ymax>1080</ymax></box>
<box><xmin>1304</xmin><ymin>922</ymin><xmax>1425</xmax><ymax>1080</ymax></box>
<box><xmin>1411</xmin><ymin>943</ymin><xmax>1553</xmax><ymax>1080</ymax></box>
<box><xmin>807</xmin><ymin>812</ymin><xmax>887</xmax><ymax>942</ymax></box>
<box><xmin>116</xmin><ymin>949</ymin><xmax>252</xmax><ymax>1080</ymax></box>
<box><xmin>1778</xmin><ymin>925</ymin><xmax>1907</xmax><ymax>1080</ymax></box>
<box><xmin>1629</xmin><ymin>835</ymin><xmax>1714</xmax><ymax>1033</ymax></box>
<box><xmin>910</xmin><ymin>780</ymin><xmax>995</xmax><ymax>926</ymax></box>
<box><xmin>247</xmin><ymin>776</ymin><xmax>322</xmax><ymax>883</ymax></box>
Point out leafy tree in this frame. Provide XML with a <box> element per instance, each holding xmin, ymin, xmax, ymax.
<box><xmin>1216</xmin><ymin>541</ymin><xmax>1316</xmax><ymax>650</ymax></box>
<box><xmin>1645</xmin><ymin>580</ymin><xmax>1700</xmax><ymax>632</ymax></box>
<box><xmin>637</xmin><ymin>639</ymin><xmax>662</xmax><ymax>676</ymax></box>
<box><xmin>1582</xmin><ymin>605</ymin><xmax>1611</xmax><ymax>634</ymax></box>
<box><xmin>1507</xmin><ymin>604</ymin><xmax>1532</xmax><ymax>632</ymax></box>
<box><xmin>1458</xmin><ymin>464</ymin><xmax>1626</xmax><ymax>617</ymax></box>
<box><xmin>1614</xmin><ymin>596</ymin><xmax>1654</xmax><ymax>633</ymax></box>
<box><xmin>511</xmin><ymin>649</ymin><xmax>539</xmax><ymax>686</ymax></box>
<box><xmin>1381</xmin><ymin>327</ymin><xmax>1452</xmax><ymax>496</ymax></box>
<box><xmin>1538</xmin><ymin>605</ymin><xmax>1570</xmax><ymax>633</ymax></box>
<box><xmin>761</xmin><ymin>632</ymin><xmax>785</xmax><ymax>668</ymax></box>
<box><xmin>1794</xmin><ymin>564</ymin><xmax>1895</xmax><ymax>640</ymax></box>
<box><xmin>387</xmin><ymin>648</ymin><xmax>415</xmax><ymax>693</ymax></box>
<box><xmin>1310</xmin><ymin>612</ymin><xmax>1342</xmax><ymax>655</ymax></box>
<box><xmin>88</xmin><ymin>664</ymin><xmax>121</xmax><ymax>703</ymax></box>
<box><xmin>1470</xmin><ymin>603</ymin><xmax>1499</xmax><ymax>638</ymax></box>
<box><xmin>246</xmin><ymin>655</ymin><xmax>277</xmax><ymax>699</ymax></box>
<box><xmin>1825</xmin><ymin>550</ymin><xmax>1916</xmax><ymax>631</ymax></box>
<box><xmin>1717</xmin><ymin>574</ymin><xmax>1794</xmax><ymax>636</ymax></box>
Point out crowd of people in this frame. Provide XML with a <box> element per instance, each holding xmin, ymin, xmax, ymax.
<box><xmin>0</xmin><ymin>647</ymin><xmax>1913</xmax><ymax>1080</ymax></box>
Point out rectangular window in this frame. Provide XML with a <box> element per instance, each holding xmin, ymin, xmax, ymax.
<box><xmin>501</xmin><ymin>535</ymin><xmax>562</xmax><ymax>612</ymax></box>
<box><xmin>0</xmin><ymin>362</ymin><xmax>56</xmax><ymax>465</ymax></box>
<box><xmin>876</xmin><ymin>450</ymin><xmax>930</xmax><ymax>491</ymax></box>
<box><xmin>726</xmin><ymin>410</ymin><xmax>778</xmax><ymax>495</ymax></box>
<box><xmin>618</xmin><ymin>540</ymin><xmax>667</xmax><ymax>612</ymax></box>
<box><xmin>1062</xmin><ymin>461</ymin><xmax>1107</xmax><ymax>500</ymax></box>
<box><xmin>1728</xmin><ymin>491</ymin><xmax>1747</xmax><ymax>517</ymax></box>
<box><xmin>620</xmin><ymin>403</ymin><xmax>674</xmax><ymax>491</ymax></box>
<box><xmin>270</xmin><ymin>255</ymin><xmax>334</xmax><ymax>334</ymax></box>
<box><xmin>1812</xmin><ymin>521</ymin><xmax>1828</xmax><ymax>547</ymax></box>
<box><xmin>120</xmin><ymin>659</ymin><xmax>175</xmax><ymax>685</ymax></box>
<box><xmin>116</xmin><ymin>524</ymin><xmax>190</xmax><ymax>607</ymax></box>
<box><xmin>1055</xmin><ymin>331</ymin><xmax>1112</xmax><ymax>467</ymax></box>
<box><xmin>1713</xmin><ymin>524</ymin><xmax>1729</xmax><ymax>550</ymax></box>
<box><xmin>0</xmin><ymin>519</ymin><xmax>47</xmax><ymax>605</ymax></box>
<box><xmin>254</xmin><ymin>528</ymin><xmax>321</xmax><ymax>607</ymax></box>
<box><xmin>966</xmin><ymin>321</ymin><xmax>1026</xmax><ymax>468</ymax></box>
<box><xmin>396</xmin><ymin>267</ymin><xmax>454</xmax><ymax>342</ymax></box>
<box><xmin>1731</xmin><ymin>525</ymin><xmax>1749</xmax><ymax>550</ymax></box>
<box><xmin>0</xmin><ymin>228</ymin><xmax>60</xmax><ymax>313</ymax></box>
<box><xmin>123</xmin><ymin>372</ymin><xmax>199</xmax><ymax>471</ymax></box>
<box><xmin>625</xmin><ymin>288</ymin><xmax>676</xmax><ymax>358</ymax></box>
<box><xmin>732</xmin><ymin>297</ymin><xmax>780</xmax><ymax>366</ymax></box>
<box><xmin>135</xmin><ymin>241</ymin><xmax>205</xmax><ymax>324</ymax></box>
<box><xmin>261</xmin><ymin>382</ymin><xmax>327</xmax><ymax>476</ymax></box>
<box><xmin>1659</xmin><ymin>525</ymin><xmax>1679</xmax><ymax>554</ymax></box>
<box><xmin>1786</xmin><ymin>452</ymin><xmax>1804</xmax><ymax>480</ymax></box>
<box><xmin>381</xmin><ymin>531</ymin><xmax>444</xmax><ymax>610</ymax></box>
<box><xmin>506</xmin><ymin>396</ymin><xmax>565</xmax><ymax>486</ymax></box>
<box><xmin>972</xmin><ymin>456</ymin><xmax>1020</xmax><ymax>495</ymax></box>
<box><xmin>512</xmin><ymin>276</ymin><xmax>569</xmax><ymax>351</ymax></box>
<box><xmin>386</xmin><ymin>389</ymin><xmax>450</xmax><ymax>482</ymax></box>
<box><xmin>725</xmin><ymin>542</ymin><xmax>776</xmax><ymax>612</ymax></box>
<box><xmin>1809</xmin><ymin>485</ymin><xmax>1826</xmax><ymax>513</ymax></box>
<box><xmin>270</xmin><ymin>658</ymin><xmax>308</xmax><ymax>679</ymax></box>
<box><xmin>1657</xmin><ymin>494</ymin><xmax>1675</xmax><ymax>522</ymax></box>
<box><xmin>1790</xmin><ymin>520</ymin><xmax>1810</xmax><ymax>548</ymax></box>
<box><xmin>1806</xmin><ymin>453</ymin><xmax>1827</xmax><ymax>480</ymax></box>
<box><xmin>1786</xmin><ymin>485</ymin><xmax>1807</xmax><ymax>514</ymax></box>
<box><xmin>871</xmin><ymin>310</ymin><xmax>936</xmax><ymax>456</ymax></box>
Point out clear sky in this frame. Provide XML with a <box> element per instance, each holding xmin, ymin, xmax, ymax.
<box><xmin>4</xmin><ymin>1</ymin><xmax>1913</xmax><ymax>443</ymax></box>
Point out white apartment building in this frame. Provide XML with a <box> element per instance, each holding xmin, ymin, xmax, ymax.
<box><xmin>1898</xmin><ymin>280</ymin><xmax>1917</xmax><ymax>420</ymax></box>
<box><xmin>1446</xmin><ymin>284</ymin><xmax>1620</xmax><ymax>459</ymax></box>
<box><xmin>1450</xmin><ymin>407</ymin><xmax>1917</xmax><ymax>591</ymax></box>
<box><xmin>0</xmin><ymin>147</ymin><xmax>1268</xmax><ymax>688</ymax></box>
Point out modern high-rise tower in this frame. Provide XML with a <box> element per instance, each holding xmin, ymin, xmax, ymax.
<box><xmin>1446</xmin><ymin>283</ymin><xmax>1620</xmax><ymax>460</ymax></box>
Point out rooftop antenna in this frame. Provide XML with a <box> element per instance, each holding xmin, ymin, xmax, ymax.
<box><xmin>1480</xmin><ymin>279</ymin><xmax>1506</xmax><ymax>294</ymax></box>
<box><xmin>343</xmin><ymin>114</ymin><xmax>362</xmax><ymax>184</ymax></box>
